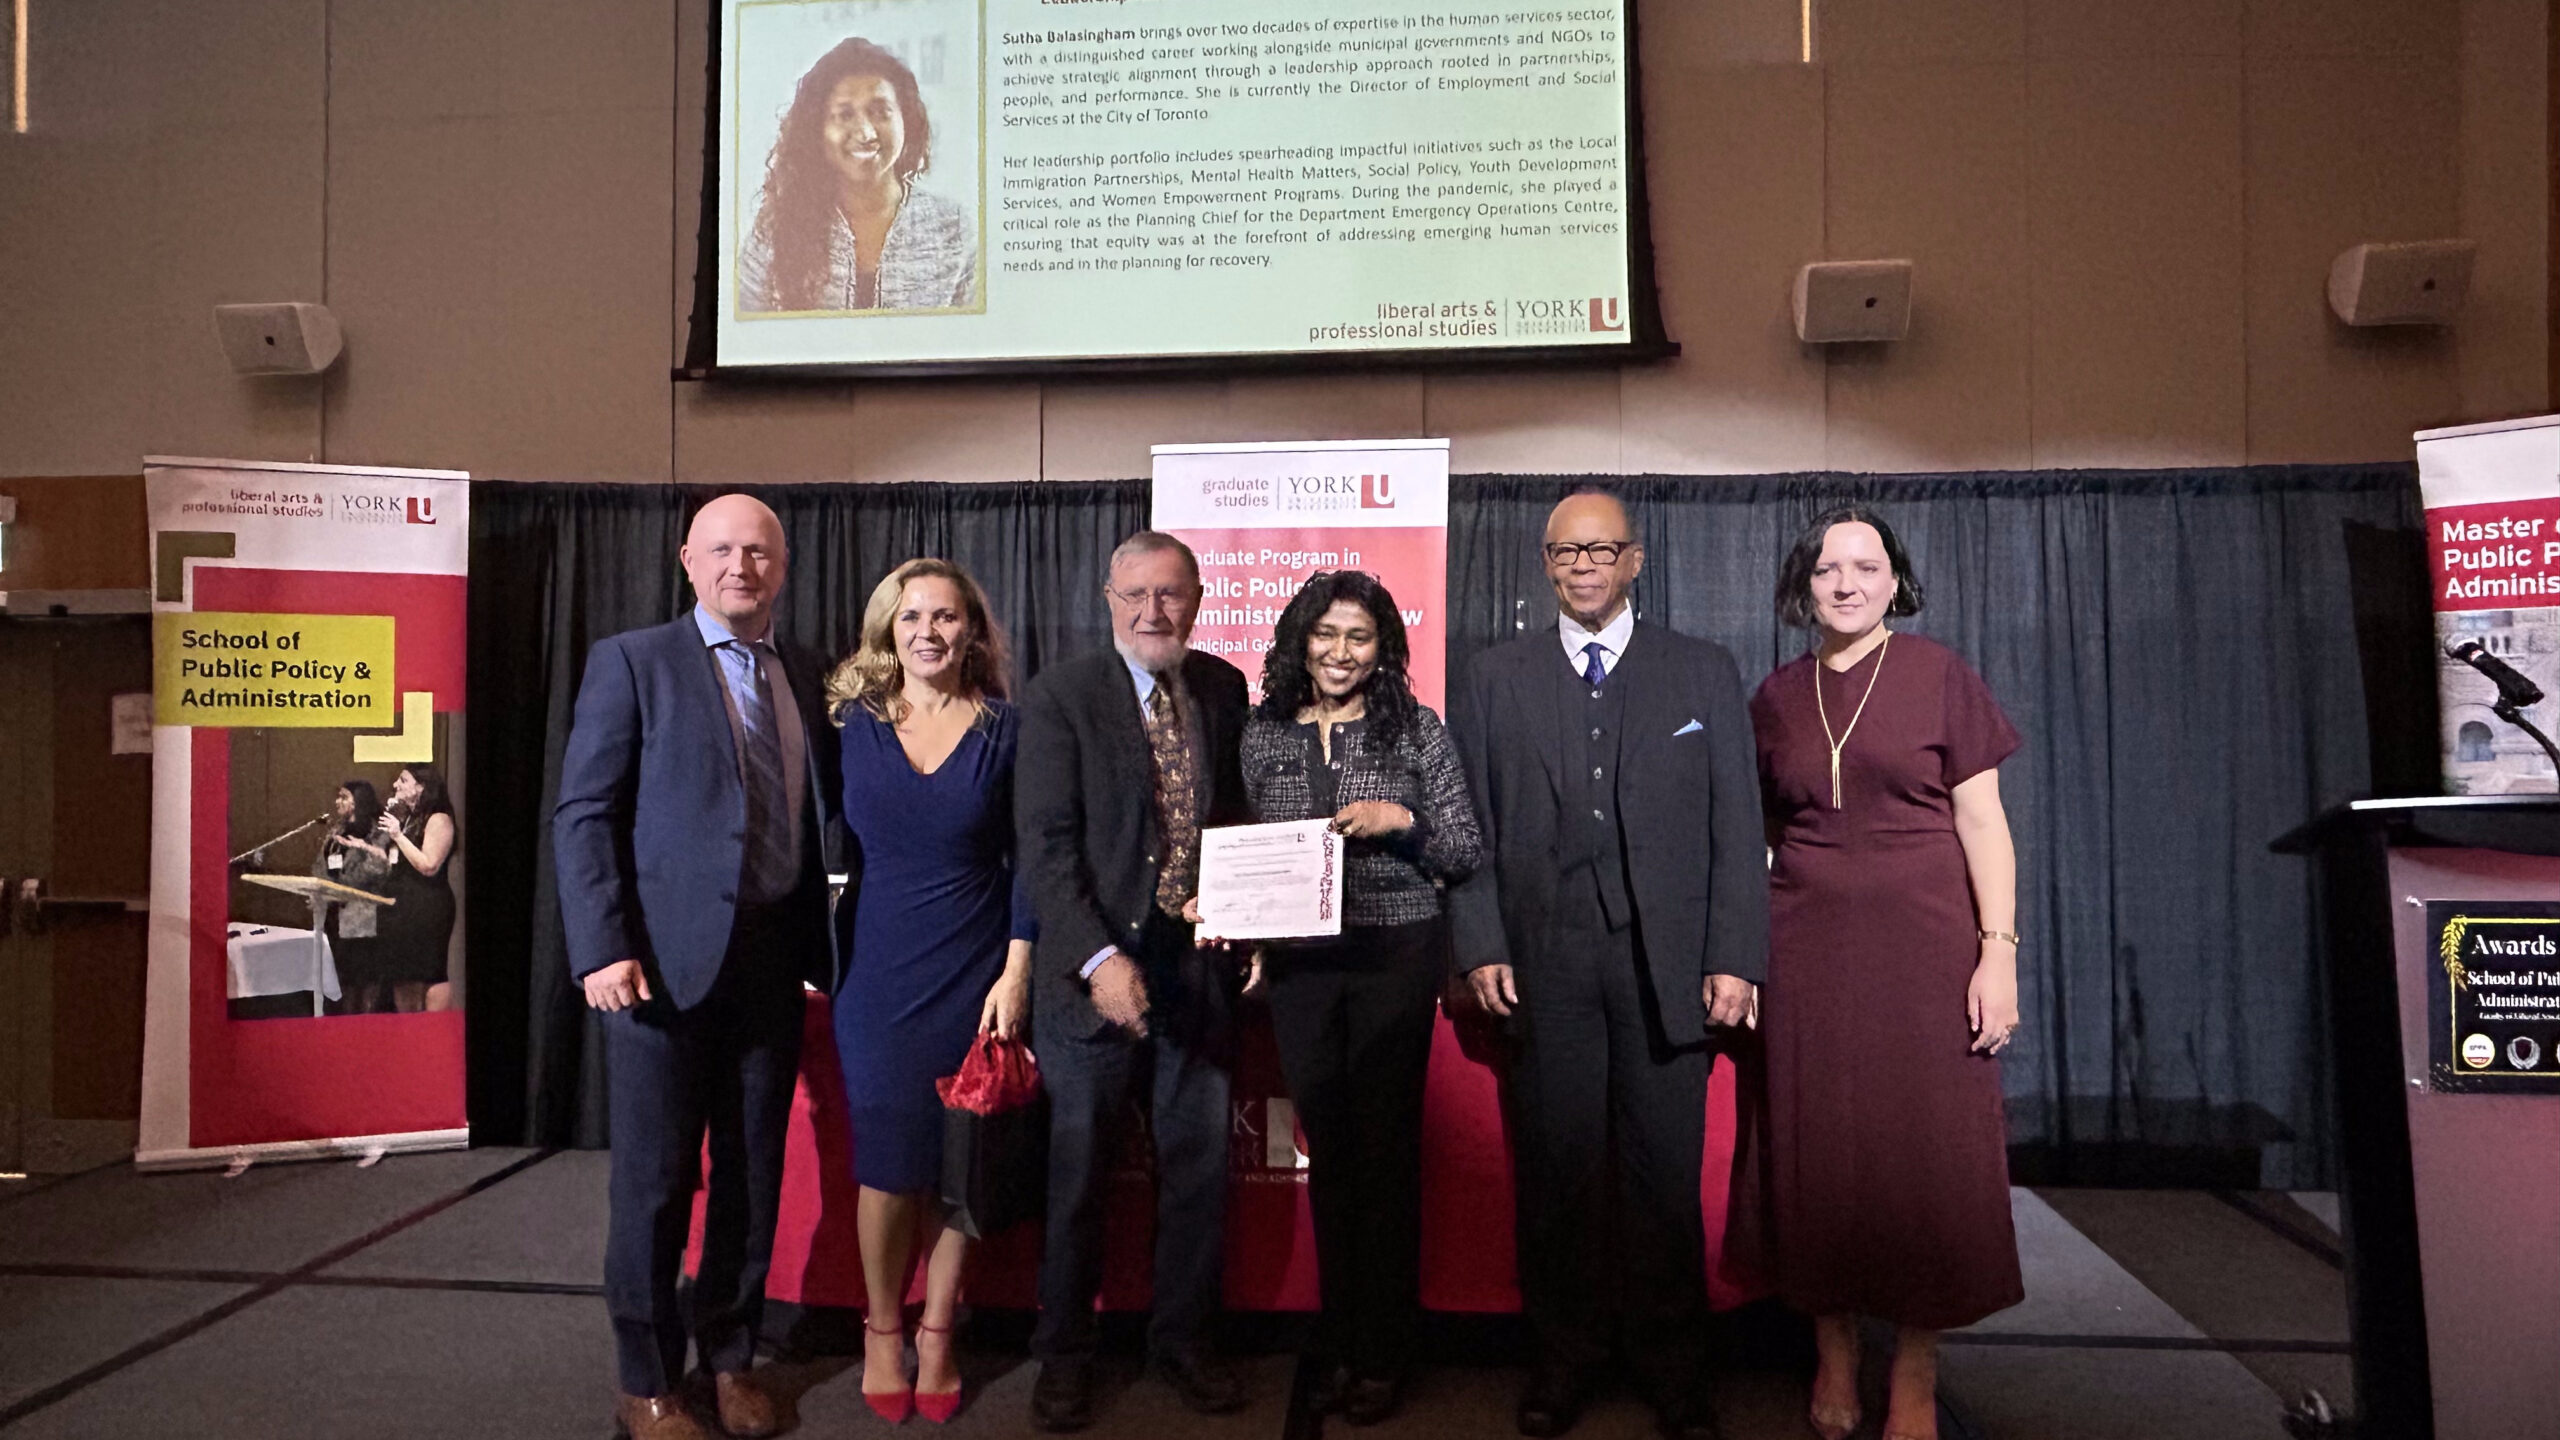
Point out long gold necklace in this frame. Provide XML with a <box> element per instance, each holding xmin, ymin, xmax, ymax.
<box><xmin>1813</xmin><ymin>630</ymin><xmax>1891</xmax><ymax>809</ymax></box>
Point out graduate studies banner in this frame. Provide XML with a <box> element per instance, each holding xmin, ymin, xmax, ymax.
<box><xmin>138</xmin><ymin>459</ymin><xmax>472</xmax><ymax>1170</ymax></box>
<box><xmin>2416</xmin><ymin>416</ymin><xmax>2560</xmax><ymax>795</ymax></box>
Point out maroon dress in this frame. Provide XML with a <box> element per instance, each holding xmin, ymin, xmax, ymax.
<box><xmin>1746</xmin><ymin>632</ymin><xmax>2024</xmax><ymax>1330</ymax></box>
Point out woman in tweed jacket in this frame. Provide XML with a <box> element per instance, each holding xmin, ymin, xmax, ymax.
<box><xmin>1236</xmin><ymin>570</ymin><xmax>1481</xmax><ymax>1423</ymax></box>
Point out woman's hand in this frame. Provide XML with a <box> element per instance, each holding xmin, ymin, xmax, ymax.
<box><xmin>979</xmin><ymin>965</ymin><xmax>1030</xmax><ymax>1040</ymax></box>
<box><xmin>1181</xmin><ymin>895</ymin><xmax>1204</xmax><ymax>925</ymax></box>
<box><xmin>1967</xmin><ymin>947</ymin><xmax>2020</xmax><ymax>1055</ymax></box>
<box><xmin>1241</xmin><ymin>947</ymin><xmax>1266</xmax><ymax>999</ymax></box>
<box><xmin>1330</xmin><ymin>801</ymin><xmax>1413</xmax><ymax>838</ymax></box>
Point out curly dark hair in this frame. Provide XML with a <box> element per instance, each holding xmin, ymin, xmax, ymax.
<box><xmin>758</xmin><ymin>37</ymin><xmax>933</xmax><ymax>311</ymax></box>
<box><xmin>1256</xmin><ymin>571</ymin><xmax>1419</xmax><ymax>750</ymax></box>
<box><xmin>397</xmin><ymin>764</ymin><xmax>455</xmax><ymax>824</ymax></box>
<box><xmin>1774</xmin><ymin>504</ymin><xmax>1925</xmax><ymax>628</ymax></box>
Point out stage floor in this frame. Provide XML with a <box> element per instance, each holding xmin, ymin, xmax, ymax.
<box><xmin>0</xmin><ymin>1151</ymin><xmax>2347</xmax><ymax>1438</ymax></box>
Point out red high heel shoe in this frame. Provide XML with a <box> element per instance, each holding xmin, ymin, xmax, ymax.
<box><xmin>914</xmin><ymin>1320</ymin><xmax>963</xmax><ymax>1424</ymax></box>
<box><xmin>862</xmin><ymin>1317</ymin><xmax>913</xmax><ymax>1423</ymax></box>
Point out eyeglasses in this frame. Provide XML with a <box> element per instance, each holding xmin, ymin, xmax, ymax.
<box><xmin>1108</xmin><ymin>585</ymin><xmax>1196</xmax><ymax>612</ymax></box>
<box><xmin>1543</xmin><ymin>541</ymin><xmax>1633</xmax><ymax>566</ymax></box>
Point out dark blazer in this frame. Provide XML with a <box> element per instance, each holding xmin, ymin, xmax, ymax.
<box><xmin>1447</xmin><ymin>619</ymin><xmax>1768</xmax><ymax>1046</ymax></box>
<box><xmin>554</xmin><ymin>614</ymin><xmax>843</xmax><ymax>1010</ymax></box>
<box><xmin>1016</xmin><ymin>647</ymin><xmax>1250</xmax><ymax>1038</ymax></box>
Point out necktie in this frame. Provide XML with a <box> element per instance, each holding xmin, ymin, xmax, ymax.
<box><xmin>725</xmin><ymin>641</ymin><xmax>794</xmax><ymax>902</ymax></box>
<box><xmin>1582</xmin><ymin>641</ymin><xmax>1609</xmax><ymax>689</ymax></box>
<box><xmin>1143</xmin><ymin>681</ymin><xmax>1200</xmax><ymax>914</ymax></box>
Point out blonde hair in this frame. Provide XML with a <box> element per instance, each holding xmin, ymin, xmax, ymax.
<box><xmin>825</xmin><ymin>558</ymin><xmax>1009</xmax><ymax>726</ymax></box>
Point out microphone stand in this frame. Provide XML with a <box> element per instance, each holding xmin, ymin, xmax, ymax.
<box><xmin>2492</xmin><ymin>699</ymin><xmax>2560</xmax><ymax>776</ymax></box>
<box><xmin>230</xmin><ymin>816</ymin><xmax>326</xmax><ymax>869</ymax></box>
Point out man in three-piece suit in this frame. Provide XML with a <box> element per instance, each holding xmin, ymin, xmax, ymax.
<box><xmin>1449</xmin><ymin>490</ymin><xmax>1769</xmax><ymax>1440</ymax></box>
<box><xmin>1015</xmin><ymin>531</ymin><xmax>1252</xmax><ymax>1433</ymax></box>
<box><xmin>555</xmin><ymin>494</ymin><xmax>841</xmax><ymax>1440</ymax></box>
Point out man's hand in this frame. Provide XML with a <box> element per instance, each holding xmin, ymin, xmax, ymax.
<box><xmin>1467</xmin><ymin>963</ymin><xmax>1519</xmax><ymax>1018</ymax></box>
<box><xmin>583</xmin><ymin>959</ymin><xmax>651</xmax><ymax>1013</ymax></box>
<box><xmin>1088</xmin><ymin>952</ymin><xmax>1151</xmax><ymax>1037</ymax></box>
<box><xmin>1705</xmin><ymin>973</ymin><xmax>1758</xmax><ymax>1029</ymax></box>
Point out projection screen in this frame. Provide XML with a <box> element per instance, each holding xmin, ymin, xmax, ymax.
<box><xmin>701</xmin><ymin>0</ymin><xmax>1666</xmax><ymax>374</ymax></box>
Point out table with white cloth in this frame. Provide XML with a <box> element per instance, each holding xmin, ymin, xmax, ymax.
<box><xmin>225</xmin><ymin>923</ymin><xmax>342</xmax><ymax>1002</ymax></box>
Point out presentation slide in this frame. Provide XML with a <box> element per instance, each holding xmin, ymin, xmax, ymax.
<box><xmin>714</xmin><ymin>0</ymin><xmax>1642</xmax><ymax>370</ymax></box>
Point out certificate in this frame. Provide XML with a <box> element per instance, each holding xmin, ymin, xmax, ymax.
<box><xmin>1195</xmin><ymin>819</ymin><xmax>1344</xmax><ymax>941</ymax></box>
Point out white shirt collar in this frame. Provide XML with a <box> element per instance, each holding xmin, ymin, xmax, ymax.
<box><xmin>1558</xmin><ymin>604</ymin><xmax>1636</xmax><ymax>670</ymax></box>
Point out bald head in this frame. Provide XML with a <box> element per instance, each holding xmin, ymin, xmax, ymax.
<box><xmin>682</xmin><ymin>494</ymin><xmax>788</xmax><ymax>639</ymax></box>
<box><xmin>1542</xmin><ymin>490</ymin><xmax>1644</xmax><ymax>629</ymax></box>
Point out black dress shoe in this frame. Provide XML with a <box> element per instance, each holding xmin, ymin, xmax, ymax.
<box><xmin>1030</xmin><ymin>1359</ymin><xmax>1094</xmax><ymax>1433</ymax></box>
<box><xmin>1516</xmin><ymin>1364</ymin><xmax>1591</xmax><ymax>1438</ymax></box>
<box><xmin>1342</xmin><ymin>1374</ymin><xmax>1402</xmax><ymax>1427</ymax></box>
<box><xmin>1305</xmin><ymin>1359</ymin><xmax>1354</xmax><ymax>1414</ymax></box>
<box><xmin>1154</xmin><ymin>1348</ymin><xmax>1247</xmax><ymax>1415</ymax></box>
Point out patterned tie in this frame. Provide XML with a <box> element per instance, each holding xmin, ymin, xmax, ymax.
<box><xmin>1144</xmin><ymin>680</ymin><xmax>1200</xmax><ymax>914</ymax></box>
<box><xmin>724</xmin><ymin>641</ymin><xmax>794</xmax><ymax>902</ymax></box>
<box><xmin>1582</xmin><ymin>641</ymin><xmax>1609</xmax><ymax>689</ymax></box>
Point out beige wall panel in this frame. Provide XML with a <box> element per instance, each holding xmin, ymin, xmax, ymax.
<box><xmin>317</xmin><ymin>118</ymin><xmax>510</xmax><ymax>474</ymax></box>
<box><xmin>1817</xmin><ymin>0</ymin><xmax>2027</xmax><ymax>67</ymax></box>
<box><xmin>2454</xmin><ymin>0</ymin><xmax>2550</xmax><ymax>421</ymax></box>
<box><xmin>22</xmin><ymin>0</ymin><xmax>155</xmax><ymax>137</ymax></box>
<box><xmin>328</xmin><ymin>0</ymin><xmax>508</xmax><ymax>126</ymax></box>
<box><xmin>2026</xmin><ymin>59</ymin><xmax>2245</xmax><ymax>468</ymax></box>
<box><xmin>2025</xmin><ymin>0</ymin><xmax>2242</xmax><ymax>58</ymax></box>
<box><xmin>2245</xmin><ymin>0</ymin><xmax>2461</xmax><ymax>59</ymax></box>
<box><xmin>0</xmin><ymin>143</ymin><xmax>155</xmax><ymax>476</ymax></box>
<box><xmin>142</xmin><ymin>125</ymin><xmax>328</xmax><ymax>465</ymax></box>
<box><xmin>1639</xmin><ymin>0</ymin><xmax>1804</xmax><ymax>66</ymax></box>
<box><xmin>145</xmin><ymin>0</ymin><xmax>325</xmax><ymax>132</ymax></box>
<box><xmin>844</xmin><ymin>382</ymin><xmax>1042</xmax><ymax>483</ymax></box>
<box><xmin>1217</xmin><ymin>375</ymin><xmax>1429</xmax><ymax>445</ymax></box>
<box><xmin>2244</xmin><ymin>55</ymin><xmax>2462</xmax><ymax>461</ymax></box>
<box><xmin>673</xmin><ymin>382</ymin><xmax>863</xmax><ymax>484</ymax></box>
<box><xmin>1822</xmin><ymin>63</ymin><xmax>2032</xmax><ymax>473</ymax></box>
<box><xmin>478</xmin><ymin>112</ymin><xmax>677</xmax><ymax>482</ymax></box>
<box><xmin>1039</xmin><ymin>378</ymin><xmax>1231</xmax><ymax>481</ymax></box>
<box><xmin>495</xmin><ymin>0</ymin><xmax>675</xmax><ymax>119</ymax></box>
<box><xmin>1619</xmin><ymin>64</ymin><xmax>1827</xmax><ymax>475</ymax></box>
<box><xmin>1428</xmin><ymin>371</ymin><xmax>1623</xmax><ymax>474</ymax></box>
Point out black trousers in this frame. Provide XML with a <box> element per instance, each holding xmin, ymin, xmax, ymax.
<box><xmin>600</xmin><ymin>905</ymin><xmax>807</xmax><ymax>1397</ymax></box>
<box><xmin>1263</xmin><ymin>917</ymin><xmax>1446</xmax><ymax>1378</ymax></box>
<box><xmin>1032</xmin><ymin>910</ymin><xmax>1237</xmax><ymax>1361</ymax></box>
<box><xmin>1511</xmin><ymin>883</ymin><xmax>1711</xmax><ymax>1400</ymax></box>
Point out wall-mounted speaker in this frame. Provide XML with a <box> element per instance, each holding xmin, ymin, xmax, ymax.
<box><xmin>213</xmin><ymin>302</ymin><xmax>343</xmax><ymax>375</ymax></box>
<box><xmin>1794</xmin><ymin>260</ymin><xmax>1912</xmax><ymax>343</ymax></box>
<box><xmin>2327</xmin><ymin>241</ymin><xmax>2474</xmax><ymax>326</ymax></box>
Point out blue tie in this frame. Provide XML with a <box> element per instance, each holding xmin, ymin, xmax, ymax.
<box><xmin>722</xmin><ymin>641</ymin><xmax>795</xmax><ymax>903</ymax></box>
<box><xmin>1582</xmin><ymin>641</ymin><xmax>1609</xmax><ymax>689</ymax></box>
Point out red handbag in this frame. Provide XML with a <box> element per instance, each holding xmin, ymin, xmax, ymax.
<box><xmin>935</xmin><ymin>1034</ymin><xmax>1042</xmax><ymax>1116</ymax></box>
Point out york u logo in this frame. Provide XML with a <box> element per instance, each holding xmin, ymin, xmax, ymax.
<box><xmin>1360</xmin><ymin>473</ymin><xmax>1396</xmax><ymax>509</ymax></box>
<box><xmin>1589</xmin><ymin>297</ymin><xmax>1625</xmax><ymax>332</ymax></box>
<box><xmin>404</xmin><ymin>497</ymin><xmax>437</xmax><ymax>525</ymax></box>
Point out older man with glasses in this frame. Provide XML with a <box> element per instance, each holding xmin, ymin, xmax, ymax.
<box><xmin>1014</xmin><ymin>531</ymin><xmax>1254</xmax><ymax>1432</ymax></box>
<box><xmin>1448</xmin><ymin>490</ymin><xmax>1769</xmax><ymax>1440</ymax></box>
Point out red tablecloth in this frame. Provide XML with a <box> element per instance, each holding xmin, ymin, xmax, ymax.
<box><xmin>696</xmin><ymin>992</ymin><xmax>1763</xmax><ymax>1312</ymax></box>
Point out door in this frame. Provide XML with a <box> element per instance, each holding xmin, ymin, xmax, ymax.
<box><xmin>0</xmin><ymin>615</ymin><xmax>153</xmax><ymax>1173</ymax></box>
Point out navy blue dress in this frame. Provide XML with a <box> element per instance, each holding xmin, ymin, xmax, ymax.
<box><xmin>834</xmin><ymin>700</ymin><xmax>1037</xmax><ymax>1194</ymax></box>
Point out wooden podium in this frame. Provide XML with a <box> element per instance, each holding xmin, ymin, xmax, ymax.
<box><xmin>2278</xmin><ymin>795</ymin><xmax>2560</xmax><ymax>1439</ymax></box>
<box><xmin>239</xmin><ymin>873</ymin><xmax>394</xmax><ymax>1017</ymax></box>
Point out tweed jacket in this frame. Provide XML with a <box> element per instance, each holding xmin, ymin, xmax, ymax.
<box><xmin>1240</xmin><ymin>706</ymin><xmax>1481</xmax><ymax>928</ymax></box>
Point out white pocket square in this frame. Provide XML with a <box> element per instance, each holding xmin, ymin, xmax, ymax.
<box><xmin>1673</xmin><ymin>719</ymin><xmax>1704</xmax><ymax>736</ymax></box>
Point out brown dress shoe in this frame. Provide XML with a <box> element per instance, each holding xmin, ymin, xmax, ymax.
<box><xmin>616</xmin><ymin>1392</ymin><xmax>714</xmax><ymax>1440</ymax></box>
<box><xmin>713</xmin><ymin>1370</ymin><xmax>781</xmax><ymax>1438</ymax></box>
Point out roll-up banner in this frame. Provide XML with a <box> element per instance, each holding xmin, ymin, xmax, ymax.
<box><xmin>138</xmin><ymin>458</ymin><xmax>472</xmax><ymax>1170</ymax></box>
<box><xmin>2415</xmin><ymin>416</ymin><xmax>2560</xmax><ymax>795</ymax></box>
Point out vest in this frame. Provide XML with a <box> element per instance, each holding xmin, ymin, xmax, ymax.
<box><xmin>1555</xmin><ymin>646</ymin><xmax>1634</xmax><ymax>932</ymax></box>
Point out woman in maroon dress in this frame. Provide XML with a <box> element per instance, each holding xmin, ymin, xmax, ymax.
<box><xmin>1749</xmin><ymin>506</ymin><xmax>2023</xmax><ymax>1440</ymax></box>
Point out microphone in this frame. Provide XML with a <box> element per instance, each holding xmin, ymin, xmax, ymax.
<box><xmin>2446</xmin><ymin>639</ymin><xmax>2546</xmax><ymax>711</ymax></box>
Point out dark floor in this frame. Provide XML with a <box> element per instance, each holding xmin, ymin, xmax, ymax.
<box><xmin>0</xmin><ymin>1151</ymin><xmax>2346</xmax><ymax>1438</ymax></box>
